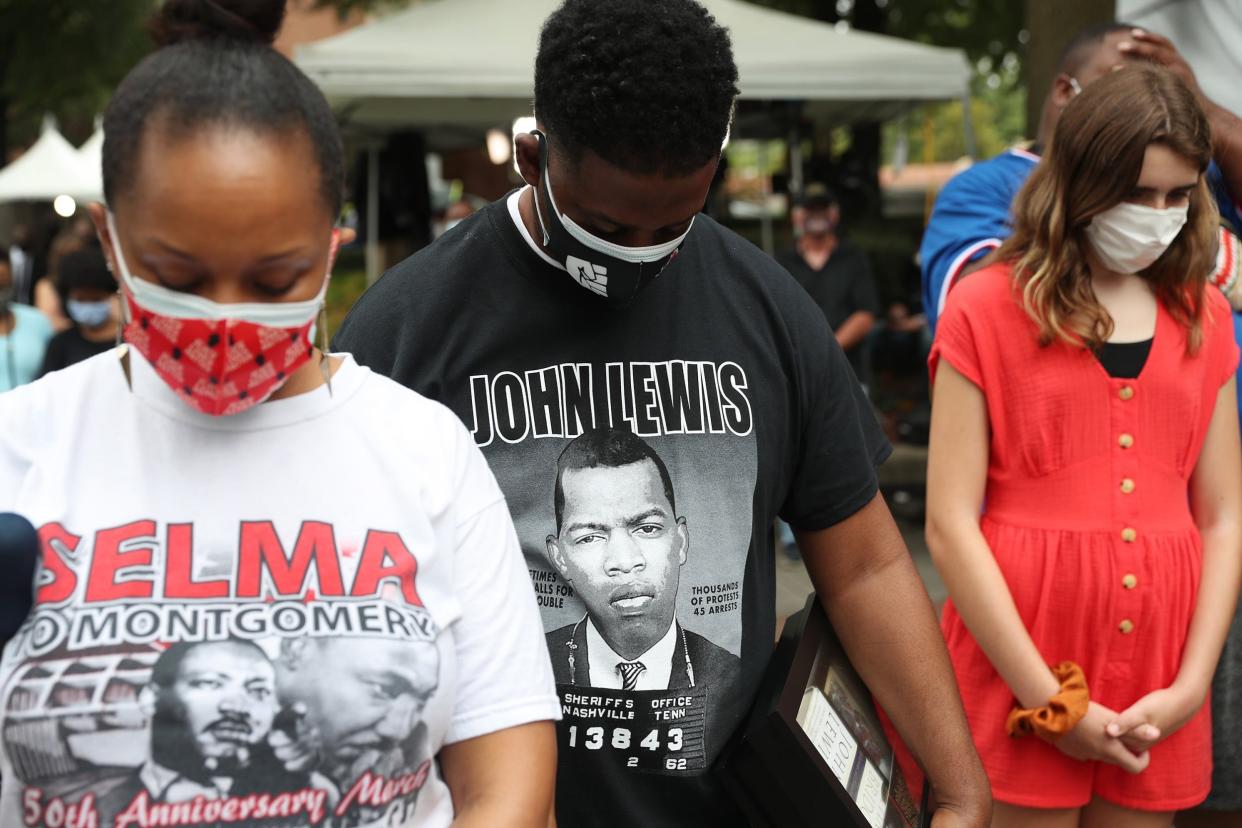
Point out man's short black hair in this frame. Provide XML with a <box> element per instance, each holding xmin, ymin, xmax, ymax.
<box><xmin>534</xmin><ymin>0</ymin><xmax>739</xmax><ymax>176</ymax></box>
<box><xmin>554</xmin><ymin>428</ymin><xmax>677</xmax><ymax>533</ymax></box>
<box><xmin>1058</xmin><ymin>21</ymin><xmax>1136</xmax><ymax>77</ymax></box>
<box><xmin>57</xmin><ymin>247</ymin><xmax>116</xmax><ymax>295</ymax></box>
<box><xmin>0</xmin><ymin>247</ymin><xmax>9</xmax><ymax>268</ymax></box>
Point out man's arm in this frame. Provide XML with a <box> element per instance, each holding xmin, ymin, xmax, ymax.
<box><xmin>795</xmin><ymin>494</ymin><xmax>991</xmax><ymax>828</ymax></box>
<box><xmin>834</xmin><ymin>311</ymin><xmax>875</xmax><ymax>352</ymax></box>
<box><xmin>836</xmin><ymin>250</ymin><xmax>881</xmax><ymax>351</ymax></box>
<box><xmin>440</xmin><ymin>721</ymin><xmax>557</xmax><ymax>828</ymax></box>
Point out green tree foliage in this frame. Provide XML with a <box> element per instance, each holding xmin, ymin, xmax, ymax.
<box><xmin>748</xmin><ymin>0</ymin><xmax>1028</xmax><ymax>162</ymax></box>
<box><xmin>747</xmin><ymin>0</ymin><xmax>1024</xmax><ymax>75</ymax></box>
<box><xmin>883</xmin><ymin>0</ymin><xmax>1029</xmax><ymax>160</ymax></box>
<box><xmin>0</xmin><ymin>0</ymin><xmax>154</xmax><ymax>157</ymax></box>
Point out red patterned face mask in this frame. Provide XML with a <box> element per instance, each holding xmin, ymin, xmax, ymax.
<box><xmin>108</xmin><ymin>214</ymin><xmax>338</xmax><ymax>416</ymax></box>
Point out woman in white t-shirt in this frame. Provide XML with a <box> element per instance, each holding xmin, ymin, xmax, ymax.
<box><xmin>0</xmin><ymin>2</ymin><xmax>559</xmax><ymax>826</ymax></box>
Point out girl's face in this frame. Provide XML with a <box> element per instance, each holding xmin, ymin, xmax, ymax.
<box><xmin>90</xmin><ymin>125</ymin><xmax>339</xmax><ymax>306</ymax></box>
<box><xmin>1124</xmin><ymin>143</ymin><xmax>1199</xmax><ymax>211</ymax></box>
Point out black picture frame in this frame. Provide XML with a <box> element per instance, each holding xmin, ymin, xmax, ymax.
<box><xmin>720</xmin><ymin>595</ymin><xmax>932</xmax><ymax>828</ymax></box>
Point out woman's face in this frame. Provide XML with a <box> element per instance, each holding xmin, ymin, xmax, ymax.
<box><xmin>90</xmin><ymin>124</ymin><xmax>338</xmax><ymax>307</ymax></box>
<box><xmin>1124</xmin><ymin>143</ymin><xmax>1199</xmax><ymax>211</ymax></box>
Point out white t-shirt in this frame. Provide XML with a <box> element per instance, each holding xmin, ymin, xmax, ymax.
<box><xmin>0</xmin><ymin>348</ymin><xmax>559</xmax><ymax>828</ymax></box>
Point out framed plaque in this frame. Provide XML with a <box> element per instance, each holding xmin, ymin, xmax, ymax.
<box><xmin>720</xmin><ymin>595</ymin><xmax>931</xmax><ymax>828</ymax></box>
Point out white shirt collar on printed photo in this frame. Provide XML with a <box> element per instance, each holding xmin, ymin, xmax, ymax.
<box><xmin>586</xmin><ymin>616</ymin><xmax>678</xmax><ymax>691</ymax></box>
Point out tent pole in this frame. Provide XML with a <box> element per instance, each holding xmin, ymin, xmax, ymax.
<box><xmin>788</xmin><ymin>102</ymin><xmax>804</xmax><ymax>198</ymax></box>
<box><xmin>366</xmin><ymin>142</ymin><xmax>381</xmax><ymax>286</ymax></box>
<box><xmin>961</xmin><ymin>88</ymin><xmax>977</xmax><ymax>161</ymax></box>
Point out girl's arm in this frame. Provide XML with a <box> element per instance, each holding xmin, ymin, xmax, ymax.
<box><xmin>1110</xmin><ymin>378</ymin><xmax>1242</xmax><ymax>748</ymax></box>
<box><xmin>1181</xmin><ymin>378</ymin><xmax>1242</xmax><ymax>695</ymax></box>
<box><xmin>927</xmin><ymin>362</ymin><xmax>1147</xmax><ymax>771</ymax></box>
<box><xmin>927</xmin><ymin>362</ymin><xmax>1063</xmax><ymax>709</ymax></box>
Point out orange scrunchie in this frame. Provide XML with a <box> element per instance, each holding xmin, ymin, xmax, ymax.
<box><xmin>1005</xmin><ymin>661</ymin><xmax>1090</xmax><ymax>742</ymax></box>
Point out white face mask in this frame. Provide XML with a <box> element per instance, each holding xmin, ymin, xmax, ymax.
<box><xmin>544</xmin><ymin>173</ymin><xmax>693</xmax><ymax>264</ymax></box>
<box><xmin>1084</xmin><ymin>201</ymin><xmax>1189</xmax><ymax>274</ymax></box>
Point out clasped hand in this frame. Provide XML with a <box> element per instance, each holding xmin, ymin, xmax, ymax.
<box><xmin>1052</xmin><ymin>686</ymin><xmax>1203</xmax><ymax>773</ymax></box>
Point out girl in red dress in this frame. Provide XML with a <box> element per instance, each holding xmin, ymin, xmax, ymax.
<box><xmin>928</xmin><ymin>65</ymin><xmax>1242</xmax><ymax>828</ymax></box>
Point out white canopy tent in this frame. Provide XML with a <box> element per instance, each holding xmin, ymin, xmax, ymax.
<box><xmin>297</xmin><ymin>0</ymin><xmax>971</xmax><ymax>128</ymax></box>
<box><xmin>296</xmin><ymin>0</ymin><xmax>972</xmax><ymax>279</ymax></box>
<box><xmin>0</xmin><ymin>117</ymin><xmax>102</xmax><ymax>204</ymax></box>
<box><xmin>77</xmin><ymin>125</ymin><xmax>105</xmax><ymax>201</ymax></box>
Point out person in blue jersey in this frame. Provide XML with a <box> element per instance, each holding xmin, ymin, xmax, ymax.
<box><xmin>921</xmin><ymin>23</ymin><xmax>1242</xmax><ymax>331</ymax></box>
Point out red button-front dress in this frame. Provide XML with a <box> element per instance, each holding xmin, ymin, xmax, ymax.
<box><xmin>929</xmin><ymin>262</ymin><xmax>1240</xmax><ymax>811</ymax></box>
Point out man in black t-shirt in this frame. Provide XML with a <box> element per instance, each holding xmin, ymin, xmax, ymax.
<box><xmin>778</xmin><ymin>183</ymin><xmax>879</xmax><ymax>379</ymax></box>
<box><xmin>335</xmin><ymin>1</ymin><xmax>989</xmax><ymax>825</ymax></box>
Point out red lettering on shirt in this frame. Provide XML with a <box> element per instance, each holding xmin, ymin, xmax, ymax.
<box><xmin>335</xmin><ymin>762</ymin><xmax>432</xmax><ymax>815</ymax></box>
<box><xmin>84</xmin><ymin>520</ymin><xmax>156</xmax><ymax>602</ymax></box>
<box><xmin>163</xmin><ymin>523</ymin><xmax>230</xmax><ymax>599</ymax></box>
<box><xmin>36</xmin><ymin>523</ymin><xmax>81</xmax><ymax>604</ymax></box>
<box><xmin>351</xmin><ymin>530</ymin><xmax>423</xmax><ymax>605</ymax></box>
<box><xmin>236</xmin><ymin>521</ymin><xmax>346</xmax><ymax>598</ymax></box>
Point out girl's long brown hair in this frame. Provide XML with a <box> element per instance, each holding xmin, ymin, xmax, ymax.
<box><xmin>995</xmin><ymin>65</ymin><xmax>1218</xmax><ymax>352</ymax></box>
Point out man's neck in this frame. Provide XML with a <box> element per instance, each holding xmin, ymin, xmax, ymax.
<box><xmin>80</xmin><ymin>320</ymin><xmax>117</xmax><ymax>343</ymax></box>
<box><xmin>518</xmin><ymin>187</ymin><xmax>548</xmax><ymax>254</ymax></box>
<box><xmin>593</xmin><ymin>615</ymin><xmax>678</xmax><ymax>662</ymax></box>
<box><xmin>0</xmin><ymin>310</ymin><xmax>14</xmax><ymax>337</ymax></box>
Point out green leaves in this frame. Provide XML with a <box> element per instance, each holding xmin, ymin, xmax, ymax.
<box><xmin>0</xmin><ymin>0</ymin><xmax>154</xmax><ymax>155</ymax></box>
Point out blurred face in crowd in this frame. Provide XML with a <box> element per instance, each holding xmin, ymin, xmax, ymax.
<box><xmin>66</xmin><ymin>285</ymin><xmax>118</xmax><ymax>332</ymax></box>
<box><xmin>67</xmin><ymin>286</ymin><xmax>114</xmax><ymax>304</ymax></box>
<box><xmin>801</xmin><ymin>204</ymin><xmax>840</xmax><ymax>238</ymax></box>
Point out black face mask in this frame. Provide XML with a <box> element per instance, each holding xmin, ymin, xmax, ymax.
<box><xmin>530</xmin><ymin>130</ymin><xmax>694</xmax><ymax>306</ymax></box>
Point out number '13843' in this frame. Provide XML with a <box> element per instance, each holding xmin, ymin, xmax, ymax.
<box><xmin>567</xmin><ymin>726</ymin><xmax>684</xmax><ymax>753</ymax></box>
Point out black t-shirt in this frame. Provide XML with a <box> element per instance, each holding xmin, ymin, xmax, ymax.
<box><xmin>334</xmin><ymin>193</ymin><xmax>890</xmax><ymax>828</ymax></box>
<box><xmin>37</xmin><ymin>327</ymin><xmax>114</xmax><ymax>378</ymax></box>
<box><xmin>776</xmin><ymin>240</ymin><xmax>880</xmax><ymax>375</ymax></box>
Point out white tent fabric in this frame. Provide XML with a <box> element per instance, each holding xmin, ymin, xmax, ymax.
<box><xmin>77</xmin><ymin>126</ymin><xmax>105</xmax><ymax>201</ymax></box>
<box><xmin>0</xmin><ymin>118</ymin><xmax>102</xmax><ymax>203</ymax></box>
<box><xmin>296</xmin><ymin>0</ymin><xmax>971</xmax><ymax>129</ymax></box>
<box><xmin>1117</xmin><ymin>0</ymin><xmax>1242</xmax><ymax>116</ymax></box>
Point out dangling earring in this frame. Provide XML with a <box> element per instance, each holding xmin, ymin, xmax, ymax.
<box><xmin>318</xmin><ymin>302</ymin><xmax>332</xmax><ymax>398</ymax></box>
